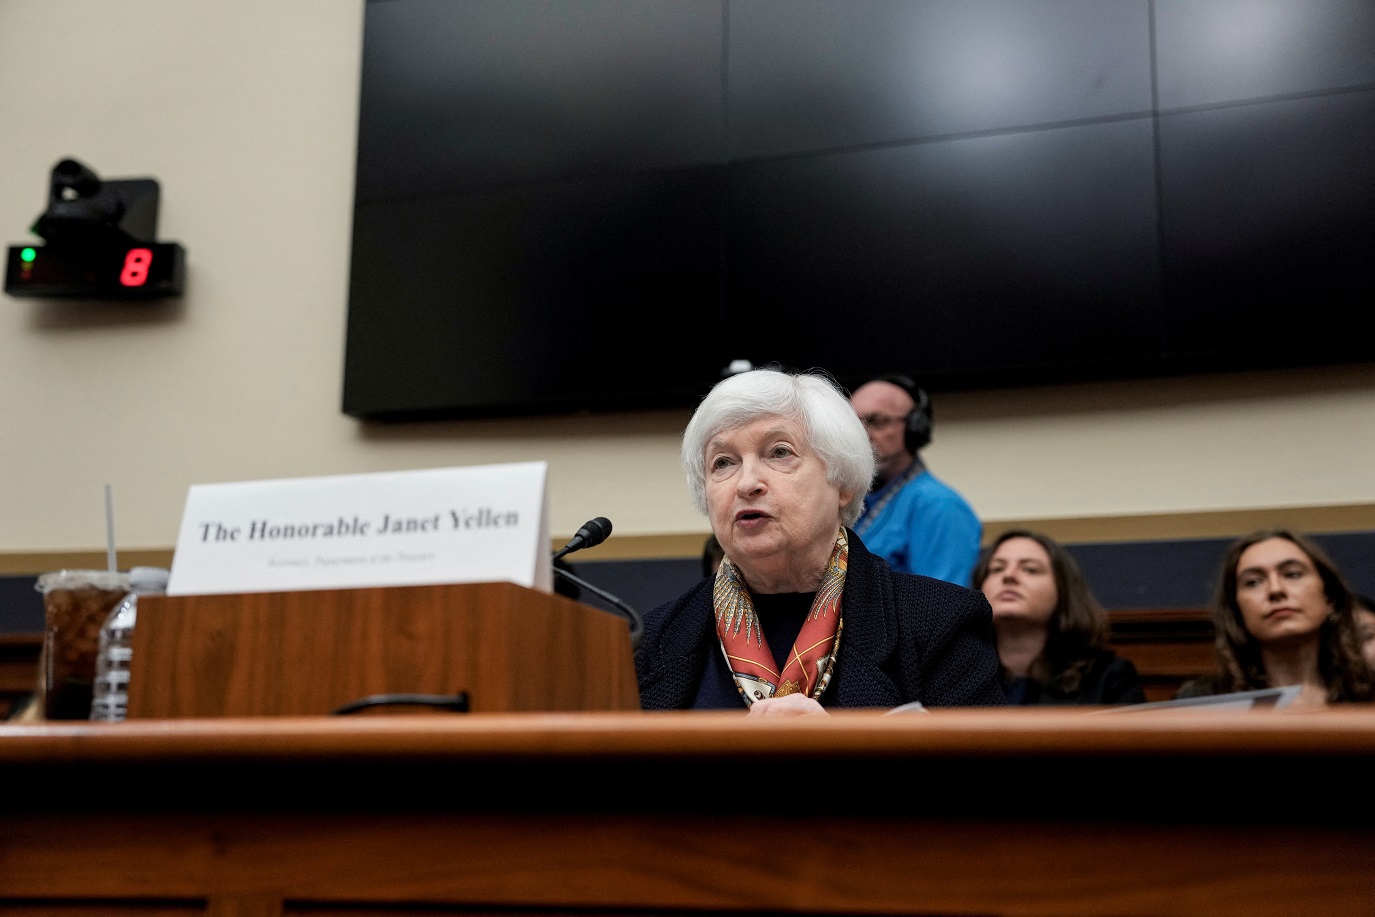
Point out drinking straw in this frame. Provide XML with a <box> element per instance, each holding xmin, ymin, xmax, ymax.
<box><xmin>104</xmin><ymin>483</ymin><xmax>118</xmax><ymax>573</ymax></box>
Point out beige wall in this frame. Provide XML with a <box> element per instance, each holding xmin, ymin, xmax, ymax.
<box><xmin>2</xmin><ymin>1</ymin><xmax>1374</xmax><ymax>567</ymax></box>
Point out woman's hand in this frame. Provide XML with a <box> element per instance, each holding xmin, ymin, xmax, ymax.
<box><xmin>746</xmin><ymin>694</ymin><xmax>829</xmax><ymax>717</ymax></box>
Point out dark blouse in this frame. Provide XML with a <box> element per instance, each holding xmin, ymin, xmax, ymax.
<box><xmin>692</xmin><ymin>591</ymin><xmax>814</xmax><ymax>709</ymax></box>
<box><xmin>1002</xmin><ymin>651</ymin><xmax>1147</xmax><ymax>706</ymax></box>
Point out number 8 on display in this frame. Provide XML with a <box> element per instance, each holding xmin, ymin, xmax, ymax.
<box><xmin>120</xmin><ymin>248</ymin><xmax>153</xmax><ymax>287</ymax></box>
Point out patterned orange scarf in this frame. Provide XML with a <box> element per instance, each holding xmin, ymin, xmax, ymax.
<box><xmin>712</xmin><ymin>528</ymin><xmax>847</xmax><ymax>707</ymax></box>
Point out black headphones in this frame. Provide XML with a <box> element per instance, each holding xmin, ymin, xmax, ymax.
<box><xmin>874</xmin><ymin>373</ymin><xmax>932</xmax><ymax>453</ymax></box>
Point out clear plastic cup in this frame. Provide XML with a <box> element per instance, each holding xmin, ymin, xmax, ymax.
<box><xmin>34</xmin><ymin>569</ymin><xmax>130</xmax><ymax>720</ymax></box>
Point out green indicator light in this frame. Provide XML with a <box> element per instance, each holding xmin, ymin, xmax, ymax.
<box><xmin>20</xmin><ymin>247</ymin><xmax>36</xmax><ymax>263</ymax></box>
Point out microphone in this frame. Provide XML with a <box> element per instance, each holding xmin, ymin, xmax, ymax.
<box><xmin>552</xmin><ymin>516</ymin><xmax>613</xmax><ymax>561</ymax></box>
<box><xmin>552</xmin><ymin>564</ymin><xmax>644</xmax><ymax>652</ymax></box>
<box><xmin>550</xmin><ymin>516</ymin><xmax>642</xmax><ymax>650</ymax></box>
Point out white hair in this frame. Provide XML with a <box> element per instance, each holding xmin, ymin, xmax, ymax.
<box><xmin>680</xmin><ymin>367</ymin><xmax>875</xmax><ymax>528</ymax></box>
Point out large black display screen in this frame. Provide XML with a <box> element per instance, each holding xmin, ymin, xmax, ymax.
<box><xmin>344</xmin><ymin>0</ymin><xmax>1375</xmax><ymax>421</ymax></box>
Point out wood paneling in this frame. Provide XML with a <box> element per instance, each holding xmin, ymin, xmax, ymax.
<box><xmin>127</xmin><ymin>582</ymin><xmax>640</xmax><ymax>718</ymax></box>
<box><xmin>1</xmin><ymin>711</ymin><xmax>1373</xmax><ymax>915</ymax></box>
<box><xmin>1108</xmin><ymin>607</ymin><xmax>1216</xmax><ymax>702</ymax></box>
<box><xmin>5</xmin><ymin>605</ymin><xmax>1220</xmax><ymax>717</ymax></box>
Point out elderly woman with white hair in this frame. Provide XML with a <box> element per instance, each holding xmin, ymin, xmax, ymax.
<box><xmin>635</xmin><ymin>367</ymin><xmax>1005</xmax><ymax>715</ymax></box>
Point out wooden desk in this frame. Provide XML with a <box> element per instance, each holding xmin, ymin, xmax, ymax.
<box><xmin>1</xmin><ymin>708</ymin><xmax>1372</xmax><ymax>916</ymax></box>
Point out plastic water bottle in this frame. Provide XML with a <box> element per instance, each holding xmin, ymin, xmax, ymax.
<box><xmin>90</xmin><ymin>566</ymin><xmax>169</xmax><ymax>722</ymax></box>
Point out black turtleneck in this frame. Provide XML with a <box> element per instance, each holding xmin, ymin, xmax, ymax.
<box><xmin>691</xmin><ymin>590</ymin><xmax>818</xmax><ymax>709</ymax></box>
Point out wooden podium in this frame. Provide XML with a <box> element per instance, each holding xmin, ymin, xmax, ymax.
<box><xmin>125</xmin><ymin>581</ymin><xmax>640</xmax><ymax>717</ymax></box>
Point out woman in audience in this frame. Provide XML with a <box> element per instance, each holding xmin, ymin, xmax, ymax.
<box><xmin>1176</xmin><ymin>529</ymin><xmax>1375</xmax><ymax>706</ymax></box>
<box><xmin>973</xmin><ymin>529</ymin><xmax>1146</xmax><ymax>705</ymax></box>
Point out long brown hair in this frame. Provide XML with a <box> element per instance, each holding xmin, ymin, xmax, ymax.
<box><xmin>1208</xmin><ymin>529</ymin><xmax>1374</xmax><ymax>702</ymax></box>
<box><xmin>972</xmin><ymin>529</ymin><xmax>1109</xmax><ymax>695</ymax></box>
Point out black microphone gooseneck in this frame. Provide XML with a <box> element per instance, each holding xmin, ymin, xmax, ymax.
<box><xmin>552</xmin><ymin>516</ymin><xmax>613</xmax><ymax>562</ymax></box>
<box><xmin>551</xmin><ymin>516</ymin><xmax>642</xmax><ymax>650</ymax></box>
<box><xmin>552</xmin><ymin>565</ymin><xmax>644</xmax><ymax>652</ymax></box>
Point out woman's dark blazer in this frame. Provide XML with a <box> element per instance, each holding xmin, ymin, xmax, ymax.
<box><xmin>634</xmin><ymin>530</ymin><xmax>1007</xmax><ymax>710</ymax></box>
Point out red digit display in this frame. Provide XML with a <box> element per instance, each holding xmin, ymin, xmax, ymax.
<box><xmin>120</xmin><ymin>248</ymin><xmax>153</xmax><ymax>287</ymax></box>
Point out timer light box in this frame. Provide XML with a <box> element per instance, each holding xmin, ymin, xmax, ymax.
<box><xmin>4</xmin><ymin>158</ymin><xmax>186</xmax><ymax>300</ymax></box>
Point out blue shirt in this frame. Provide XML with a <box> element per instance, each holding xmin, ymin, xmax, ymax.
<box><xmin>854</xmin><ymin>466</ymin><xmax>981</xmax><ymax>586</ymax></box>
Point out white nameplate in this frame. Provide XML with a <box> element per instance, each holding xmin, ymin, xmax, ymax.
<box><xmin>166</xmin><ymin>462</ymin><xmax>550</xmax><ymax>596</ymax></box>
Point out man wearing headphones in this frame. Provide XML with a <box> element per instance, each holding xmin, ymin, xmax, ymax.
<box><xmin>848</xmin><ymin>374</ymin><xmax>982</xmax><ymax>586</ymax></box>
